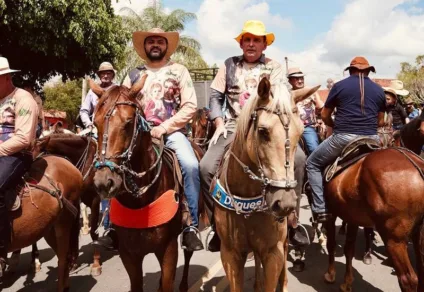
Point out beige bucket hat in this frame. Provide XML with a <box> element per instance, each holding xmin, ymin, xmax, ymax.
<box><xmin>132</xmin><ymin>28</ymin><xmax>179</xmax><ymax>61</ymax></box>
<box><xmin>0</xmin><ymin>57</ymin><xmax>20</xmax><ymax>75</ymax></box>
<box><xmin>96</xmin><ymin>62</ymin><xmax>116</xmax><ymax>76</ymax></box>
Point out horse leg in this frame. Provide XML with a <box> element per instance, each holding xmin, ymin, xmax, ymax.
<box><xmin>120</xmin><ymin>248</ymin><xmax>144</xmax><ymax>292</ymax></box>
<box><xmin>31</xmin><ymin>243</ymin><xmax>41</xmax><ymax>273</ymax></box>
<box><xmin>80</xmin><ymin>202</ymin><xmax>90</xmax><ymax>235</ymax></box>
<box><xmin>363</xmin><ymin>227</ymin><xmax>373</xmax><ymax>265</ymax></box>
<box><xmin>7</xmin><ymin>250</ymin><xmax>21</xmax><ymax>273</ymax></box>
<box><xmin>278</xmin><ymin>236</ymin><xmax>290</xmax><ymax>292</ymax></box>
<box><xmin>155</xmin><ymin>239</ymin><xmax>178</xmax><ymax>292</ymax></box>
<box><xmin>412</xmin><ymin>219</ymin><xmax>424</xmax><ymax>291</ymax></box>
<box><xmin>324</xmin><ymin>218</ymin><xmax>337</xmax><ymax>284</ymax></box>
<box><xmin>179</xmin><ymin>250</ymin><xmax>193</xmax><ymax>292</ymax></box>
<box><xmin>253</xmin><ymin>252</ymin><xmax>264</xmax><ymax>292</ymax></box>
<box><xmin>386</xmin><ymin>239</ymin><xmax>418</xmax><ymax>292</ymax></box>
<box><xmin>339</xmin><ymin>220</ymin><xmax>346</xmax><ymax>235</ymax></box>
<box><xmin>90</xmin><ymin>196</ymin><xmax>102</xmax><ymax>277</ymax></box>
<box><xmin>340</xmin><ymin>224</ymin><xmax>358</xmax><ymax>292</ymax></box>
<box><xmin>259</xmin><ymin>244</ymin><xmax>284</xmax><ymax>291</ymax></box>
<box><xmin>221</xmin><ymin>244</ymin><xmax>246</xmax><ymax>292</ymax></box>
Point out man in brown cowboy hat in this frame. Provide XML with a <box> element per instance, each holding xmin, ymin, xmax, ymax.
<box><xmin>306</xmin><ymin>56</ymin><xmax>386</xmax><ymax>222</ymax></box>
<box><xmin>119</xmin><ymin>28</ymin><xmax>203</xmax><ymax>252</ymax></box>
<box><xmin>0</xmin><ymin>57</ymin><xmax>38</xmax><ymax>277</ymax></box>
<box><xmin>80</xmin><ymin>62</ymin><xmax>117</xmax><ymax>130</ymax></box>
<box><xmin>200</xmin><ymin>20</ymin><xmax>310</xmax><ymax>252</ymax></box>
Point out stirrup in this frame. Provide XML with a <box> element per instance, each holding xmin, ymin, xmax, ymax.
<box><xmin>180</xmin><ymin>226</ymin><xmax>202</xmax><ymax>250</ymax></box>
<box><xmin>315</xmin><ymin>213</ymin><xmax>333</xmax><ymax>223</ymax></box>
<box><xmin>205</xmin><ymin>227</ymin><xmax>215</xmax><ymax>252</ymax></box>
<box><xmin>289</xmin><ymin>224</ymin><xmax>311</xmax><ymax>247</ymax></box>
<box><xmin>10</xmin><ymin>196</ymin><xmax>21</xmax><ymax>212</ymax></box>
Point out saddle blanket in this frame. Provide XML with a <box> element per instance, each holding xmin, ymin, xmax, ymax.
<box><xmin>211</xmin><ymin>179</ymin><xmax>265</xmax><ymax>214</ymax></box>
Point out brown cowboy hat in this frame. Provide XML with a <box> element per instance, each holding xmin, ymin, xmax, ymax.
<box><xmin>344</xmin><ymin>56</ymin><xmax>376</xmax><ymax>73</ymax></box>
<box><xmin>133</xmin><ymin>28</ymin><xmax>180</xmax><ymax>61</ymax></box>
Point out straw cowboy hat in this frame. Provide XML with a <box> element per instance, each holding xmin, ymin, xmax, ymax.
<box><xmin>96</xmin><ymin>62</ymin><xmax>116</xmax><ymax>76</ymax></box>
<box><xmin>287</xmin><ymin>67</ymin><xmax>305</xmax><ymax>78</ymax></box>
<box><xmin>344</xmin><ymin>56</ymin><xmax>376</xmax><ymax>73</ymax></box>
<box><xmin>133</xmin><ymin>28</ymin><xmax>179</xmax><ymax>61</ymax></box>
<box><xmin>235</xmin><ymin>20</ymin><xmax>275</xmax><ymax>46</ymax></box>
<box><xmin>404</xmin><ymin>97</ymin><xmax>414</xmax><ymax>105</ymax></box>
<box><xmin>383</xmin><ymin>88</ymin><xmax>398</xmax><ymax>98</ymax></box>
<box><xmin>383</xmin><ymin>80</ymin><xmax>409</xmax><ymax>96</ymax></box>
<box><xmin>0</xmin><ymin>57</ymin><xmax>20</xmax><ymax>76</ymax></box>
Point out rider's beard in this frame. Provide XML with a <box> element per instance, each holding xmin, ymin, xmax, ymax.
<box><xmin>147</xmin><ymin>47</ymin><xmax>168</xmax><ymax>61</ymax></box>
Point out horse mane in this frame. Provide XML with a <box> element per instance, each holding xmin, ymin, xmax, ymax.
<box><xmin>232</xmin><ymin>83</ymin><xmax>296</xmax><ymax>151</ymax></box>
<box><xmin>194</xmin><ymin>109</ymin><xmax>204</xmax><ymax>121</ymax></box>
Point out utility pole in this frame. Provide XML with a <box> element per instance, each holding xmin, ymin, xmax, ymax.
<box><xmin>81</xmin><ymin>77</ymin><xmax>87</xmax><ymax>104</ymax></box>
<box><xmin>284</xmin><ymin>57</ymin><xmax>289</xmax><ymax>74</ymax></box>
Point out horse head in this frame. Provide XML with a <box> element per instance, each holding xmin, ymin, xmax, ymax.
<box><xmin>90</xmin><ymin>76</ymin><xmax>149</xmax><ymax>198</ymax></box>
<box><xmin>230</xmin><ymin>78</ymin><xmax>319</xmax><ymax>218</ymax></box>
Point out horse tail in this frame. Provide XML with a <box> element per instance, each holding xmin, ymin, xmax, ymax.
<box><xmin>413</xmin><ymin>216</ymin><xmax>424</xmax><ymax>290</ymax></box>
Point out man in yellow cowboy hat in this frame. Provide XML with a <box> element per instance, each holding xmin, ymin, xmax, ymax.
<box><xmin>80</xmin><ymin>62</ymin><xmax>117</xmax><ymax>130</ymax></box>
<box><xmin>306</xmin><ymin>56</ymin><xmax>386</xmax><ymax>222</ymax></box>
<box><xmin>200</xmin><ymin>20</ymin><xmax>310</xmax><ymax>251</ymax></box>
<box><xmin>120</xmin><ymin>28</ymin><xmax>203</xmax><ymax>252</ymax></box>
<box><xmin>0</xmin><ymin>57</ymin><xmax>38</xmax><ymax>276</ymax></box>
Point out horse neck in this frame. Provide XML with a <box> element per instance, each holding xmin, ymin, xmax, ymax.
<box><xmin>46</xmin><ymin>137</ymin><xmax>88</xmax><ymax>164</ymax></box>
<box><xmin>223</xmin><ymin>142</ymin><xmax>263</xmax><ymax>198</ymax></box>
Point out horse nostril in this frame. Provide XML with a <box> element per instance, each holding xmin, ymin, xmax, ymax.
<box><xmin>106</xmin><ymin>179</ymin><xmax>114</xmax><ymax>192</ymax></box>
<box><xmin>272</xmin><ymin>200</ymin><xmax>281</xmax><ymax>213</ymax></box>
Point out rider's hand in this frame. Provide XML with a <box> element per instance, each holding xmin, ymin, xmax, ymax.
<box><xmin>151</xmin><ymin>126</ymin><xmax>167</xmax><ymax>139</ymax></box>
<box><xmin>210</xmin><ymin>118</ymin><xmax>227</xmax><ymax>146</ymax></box>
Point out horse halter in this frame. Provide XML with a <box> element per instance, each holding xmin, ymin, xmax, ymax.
<box><xmin>224</xmin><ymin>102</ymin><xmax>297</xmax><ymax>218</ymax></box>
<box><xmin>94</xmin><ymin>88</ymin><xmax>164</xmax><ymax>196</ymax></box>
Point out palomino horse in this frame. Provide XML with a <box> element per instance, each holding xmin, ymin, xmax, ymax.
<box><xmin>2</xmin><ymin>155</ymin><xmax>82</xmax><ymax>292</ymax></box>
<box><xmin>90</xmin><ymin>77</ymin><xmax>202</xmax><ymax>292</ymax></box>
<box><xmin>213</xmin><ymin>78</ymin><xmax>318</xmax><ymax>291</ymax></box>
<box><xmin>190</xmin><ymin>107</ymin><xmax>215</xmax><ymax>150</ymax></box>
<box><xmin>32</xmin><ymin>132</ymin><xmax>104</xmax><ymax>276</ymax></box>
<box><xmin>322</xmin><ymin>145</ymin><xmax>424</xmax><ymax>291</ymax></box>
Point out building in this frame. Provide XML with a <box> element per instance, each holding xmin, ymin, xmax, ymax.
<box><xmin>44</xmin><ymin>110</ymin><xmax>67</xmax><ymax>128</ymax></box>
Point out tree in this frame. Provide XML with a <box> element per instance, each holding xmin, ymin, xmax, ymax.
<box><xmin>118</xmin><ymin>1</ymin><xmax>207</xmax><ymax>82</ymax></box>
<box><xmin>0</xmin><ymin>0</ymin><xmax>129</xmax><ymax>87</ymax></box>
<box><xmin>397</xmin><ymin>55</ymin><xmax>424</xmax><ymax>103</ymax></box>
<box><xmin>43</xmin><ymin>80</ymin><xmax>82</xmax><ymax>129</ymax></box>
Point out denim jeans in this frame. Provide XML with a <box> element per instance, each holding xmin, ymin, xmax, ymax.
<box><xmin>0</xmin><ymin>153</ymin><xmax>32</xmax><ymax>258</ymax></box>
<box><xmin>101</xmin><ymin>199</ymin><xmax>110</xmax><ymax>228</ymax></box>
<box><xmin>165</xmin><ymin>131</ymin><xmax>200</xmax><ymax>227</ymax></box>
<box><xmin>302</xmin><ymin>125</ymin><xmax>320</xmax><ymax>154</ymax></box>
<box><xmin>306</xmin><ymin>133</ymin><xmax>379</xmax><ymax>214</ymax></box>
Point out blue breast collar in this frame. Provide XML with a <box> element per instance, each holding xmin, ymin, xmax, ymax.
<box><xmin>211</xmin><ymin>179</ymin><xmax>265</xmax><ymax>214</ymax></box>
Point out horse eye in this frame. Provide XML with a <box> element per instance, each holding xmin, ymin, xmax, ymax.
<box><xmin>258</xmin><ymin>127</ymin><xmax>270</xmax><ymax>141</ymax></box>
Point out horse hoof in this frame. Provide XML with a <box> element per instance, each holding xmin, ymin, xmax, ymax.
<box><xmin>340</xmin><ymin>283</ymin><xmax>352</xmax><ymax>292</ymax></box>
<box><xmin>319</xmin><ymin>234</ymin><xmax>327</xmax><ymax>246</ymax></box>
<box><xmin>363</xmin><ymin>253</ymin><xmax>372</xmax><ymax>265</ymax></box>
<box><xmin>324</xmin><ymin>272</ymin><xmax>336</xmax><ymax>283</ymax></box>
<box><xmin>293</xmin><ymin>259</ymin><xmax>305</xmax><ymax>272</ymax></box>
<box><xmin>90</xmin><ymin>264</ymin><xmax>102</xmax><ymax>277</ymax></box>
<box><xmin>81</xmin><ymin>226</ymin><xmax>90</xmax><ymax>235</ymax></box>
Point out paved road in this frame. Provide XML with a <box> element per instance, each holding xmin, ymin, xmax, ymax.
<box><xmin>1</xmin><ymin>196</ymin><xmax>413</xmax><ymax>292</ymax></box>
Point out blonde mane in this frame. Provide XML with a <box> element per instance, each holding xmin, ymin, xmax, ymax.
<box><xmin>232</xmin><ymin>83</ymin><xmax>299</xmax><ymax>151</ymax></box>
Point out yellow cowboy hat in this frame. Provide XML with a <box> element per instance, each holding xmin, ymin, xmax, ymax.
<box><xmin>235</xmin><ymin>20</ymin><xmax>275</xmax><ymax>46</ymax></box>
<box><xmin>133</xmin><ymin>28</ymin><xmax>180</xmax><ymax>61</ymax></box>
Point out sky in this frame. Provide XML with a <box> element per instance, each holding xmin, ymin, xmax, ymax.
<box><xmin>112</xmin><ymin>0</ymin><xmax>424</xmax><ymax>86</ymax></box>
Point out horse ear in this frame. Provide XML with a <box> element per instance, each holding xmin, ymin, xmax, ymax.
<box><xmin>292</xmin><ymin>85</ymin><xmax>321</xmax><ymax>104</ymax></box>
<box><xmin>258</xmin><ymin>77</ymin><xmax>271</xmax><ymax>101</ymax></box>
<box><xmin>88</xmin><ymin>78</ymin><xmax>105</xmax><ymax>97</ymax></box>
<box><xmin>129</xmin><ymin>74</ymin><xmax>148</xmax><ymax>99</ymax></box>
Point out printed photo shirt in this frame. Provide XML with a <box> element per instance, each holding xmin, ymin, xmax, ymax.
<box><xmin>123</xmin><ymin>62</ymin><xmax>197</xmax><ymax>134</ymax></box>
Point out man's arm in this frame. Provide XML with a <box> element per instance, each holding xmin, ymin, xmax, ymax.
<box><xmin>0</xmin><ymin>91</ymin><xmax>38</xmax><ymax>156</ymax></box>
<box><xmin>79</xmin><ymin>90</ymin><xmax>96</xmax><ymax>128</ymax></box>
<box><xmin>321</xmin><ymin>107</ymin><xmax>334</xmax><ymax>127</ymax></box>
<box><xmin>378</xmin><ymin>112</ymin><xmax>386</xmax><ymax>127</ymax></box>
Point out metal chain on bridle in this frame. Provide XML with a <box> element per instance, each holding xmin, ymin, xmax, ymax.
<box><xmin>222</xmin><ymin>101</ymin><xmax>297</xmax><ymax>220</ymax></box>
<box><xmin>94</xmin><ymin>88</ymin><xmax>164</xmax><ymax>197</ymax></box>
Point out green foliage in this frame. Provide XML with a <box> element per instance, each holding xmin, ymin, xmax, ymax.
<box><xmin>0</xmin><ymin>0</ymin><xmax>129</xmax><ymax>87</ymax></box>
<box><xmin>118</xmin><ymin>1</ymin><xmax>206</xmax><ymax>82</ymax></box>
<box><xmin>397</xmin><ymin>55</ymin><xmax>424</xmax><ymax>103</ymax></box>
<box><xmin>43</xmin><ymin>80</ymin><xmax>82</xmax><ymax>128</ymax></box>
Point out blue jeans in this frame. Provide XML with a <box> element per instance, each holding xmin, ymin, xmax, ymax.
<box><xmin>306</xmin><ymin>133</ymin><xmax>379</xmax><ymax>214</ymax></box>
<box><xmin>303</xmin><ymin>125</ymin><xmax>320</xmax><ymax>154</ymax></box>
<box><xmin>101</xmin><ymin>199</ymin><xmax>110</xmax><ymax>228</ymax></box>
<box><xmin>165</xmin><ymin>132</ymin><xmax>200</xmax><ymax>227</ymax></box>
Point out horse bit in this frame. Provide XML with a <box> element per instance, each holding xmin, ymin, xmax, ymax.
<box><xmin>223</xmin><ymin>102</ymin><xmax>297</xmax><ymax>220</ymax></box>
<box><xmin>94</xmin><ymin>89</ymin><xmax>164</xmax><ymax>197</ymax></box>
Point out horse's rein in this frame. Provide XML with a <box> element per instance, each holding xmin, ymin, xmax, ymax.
<box><xmin>94</xmin><ymin>89</ymin><xmax>164</xmax><ymax>197</ymax></box>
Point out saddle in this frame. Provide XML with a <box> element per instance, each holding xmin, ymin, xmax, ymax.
<box><xmin>324</xmin><ymin>137</ymin><xmax>381</xmax><ymax>182</ymax></box>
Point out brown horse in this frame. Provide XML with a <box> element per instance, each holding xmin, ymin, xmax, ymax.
<box><xmin>393</xmin><ymin>117</ymin><xmax>424</xmax><ymax>155</ymax></box>
<box><xmin>322</xmin><ymin>146</ymin><xmax>424</xmax><ymax>291</ymax></box>
<box><xmin>214</xmin><ymin>79</ymin><xmax>317</xmax><ymax>291</ymax></box>
<box><xmin>190</xmin><ymin>107</ymin><xmax>215</xmax><ymax>150</ymax></box>
<box><xmin>90</xmin><ymin>77</ymin><xmax>201</xmax><ymax>292</ymax></box>
<box><xmin>2</xmin><ymin>155</ymin><xmax>82</xmax><ymax>292</ymax></box>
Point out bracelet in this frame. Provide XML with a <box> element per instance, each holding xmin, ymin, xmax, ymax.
<box><xmin>159</xmin><ymin>125</ymin><xmax>167</xmax><ymax>133</ymax></box>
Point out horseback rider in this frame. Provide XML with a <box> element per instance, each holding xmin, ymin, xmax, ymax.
<box><xmin>405</xmin><ymin>97</ymin><xmax>419</xmax><ymax>120</ymax></box>
<box><xmin>200</xmin><ymin>20</ymin><xmax>308</xmax><ymax>251</ymax></box>
<box><xmin>306</xmin><ymin>56</ymin><xmax>386</xmax><ymax>222</ymax></box>
<box><xmin>288</xmin><ymin>67</ymin><xmax>324</xmax><ymax>154</ymax></box>
<box><xmin>383</xmin><ymin>80</ymin><xmax>409</xmax><ymax>130</ymax></box>
<box><xmin>0</xmin><ymin>57</ymin><xmax>38</xmax><ymax>275</ymax></box>
<box><xmin>120</xmin><ymin>28</ymin><xmax>203</xmax><ymax>251</ymax></box>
